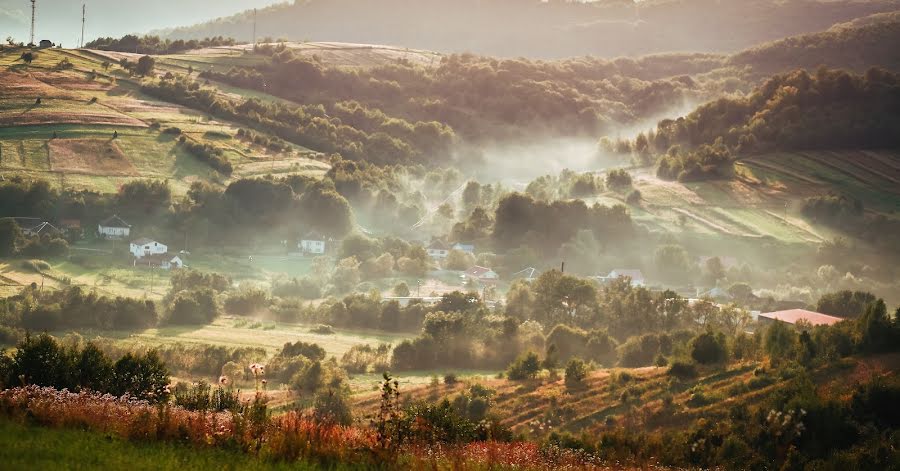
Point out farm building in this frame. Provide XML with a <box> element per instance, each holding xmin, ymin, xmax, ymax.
<box><xmin>427</xmin><ymin>240</ymin><xmax>450</xmax><ymax>259</ymax></box>
<box><xmin>135</xmin><ymin>254</ymin><xmax>184</xmax><ymax>270</ymax></box>
<box><xmin>299</xmin><ymin>231</ymin><xmax>327</xmax><ymax>255</ymax></box>
<box><xmin>98</xmin><ymin>215</ymin><xmax>131</xmax><ymax>240</ymax></box>
<box><xmin>452</xmin><ymin>243</ymin><xmax>475</xmax><ymax>254</ymax></box>
<box><xmin>463</xmin><ymin>266</ymin><xmax>499</xmax><ymax>283</ymax></box>
<box><xmin>758</xmin><ymin>309</ymin><xmax>843</xmax><ymax>327</ymax></box>
<box><xmin>130</xmin><ymin>238</ymin><xmax>167</xmax><ymax>258</ymax></box>
<box><xmin>594</xmin><ymin>269</ymin><xmax>646</xmax><ymax>287</ymax></box>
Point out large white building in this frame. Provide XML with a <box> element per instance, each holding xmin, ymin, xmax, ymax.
<box><xmin>130</xmin><ymin>238</ymin><xmax>167</xmax><ymax>258</ymax></box>
<box><xmin>98</xmin><ymin>215</ymin><xmax>131</xmax><ymax>240</ymax></box>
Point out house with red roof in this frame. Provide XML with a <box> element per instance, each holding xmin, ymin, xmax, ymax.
<box><xmin>758</xmin><ymin>309</ymin><xmax>843</xmax><ymax>327</ymax></box>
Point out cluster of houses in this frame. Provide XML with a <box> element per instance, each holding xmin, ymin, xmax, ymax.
<box><xmin>97</xmin><ymin>215</ymin><xmax>184</xmax><ymax>270</ymax></box>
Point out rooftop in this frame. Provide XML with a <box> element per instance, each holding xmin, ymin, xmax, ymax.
<box><xmin>100</xmin><ymin>215</ymin><xmax>131</xmax><ymax>228</ymax></box>
<box><xmin>131</xmin><ymin>237</ymin><xmax>158</xmax><ymax>246</ymax></box>
<box><xmin>759</xmin><ymin>309</ymin><xmax>843</xmax><ymax>327</ymax></box>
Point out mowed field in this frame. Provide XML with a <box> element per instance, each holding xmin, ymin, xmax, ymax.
<box><xmin>623</xmin><ymin>150</ymin><xmax>900</xmax><ymax>244</ymax></box>
<box><xmin>0</xmin><ymin>47</ymin><xmax>329</xmax><ymax>196</ymax></box>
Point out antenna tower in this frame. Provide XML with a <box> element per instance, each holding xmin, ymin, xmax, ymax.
<box><xmin>80</xmin><ymin>4</ymin><xmax>85</xmax><ymax>48</ymax></box>
<box><xmin>252</xmin><ymin>8</ymin><xmax>257</xmax><ymax>49</ymax></box>
<box><xmin>29</xmin><ymin>0</ymin><xmax>36</xmax><ymax>46</ymax></box>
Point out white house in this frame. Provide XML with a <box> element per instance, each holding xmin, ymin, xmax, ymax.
<box><xmin>427</xmin><ymin>240</ymin><xmax>450</xmax><ymax>259</ymax></box>
<box><xmin>299</xmin><ymin>231</ymin><xmax>327</xmax><ymax>255</ymax></box>
<box><xmin>452</xmin><ymin>243</ymin><xmax>475</xmax><ymax>254</ymax></box>
<box><xmin>130</xmin><ymin>238</ymin><xmax>167</xmax><ymax>259</ymax></box>
<box><xmin>98</xmin><ymin>215</ymin><xmax>131</xmax><ymax>240</ymax></box>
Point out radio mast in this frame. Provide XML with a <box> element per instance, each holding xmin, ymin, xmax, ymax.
<box><xmin>80</xmin><ymin>4</ymin><xmax>86</xmax><ymax>48</ymax></box>
<box><xmin>29</xmin><ymin>0</ymin><xmax>36</xmax><ymax>46</ymax></box>
<box><xmin>252</xmin><ymin>8</ymin><xmax>257</xmax><ymax>50</ymax></box>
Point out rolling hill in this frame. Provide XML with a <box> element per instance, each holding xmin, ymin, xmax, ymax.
<box><xmin>163</xmin><ymin>0</ymin><xmax>900</xmax><ymax>59</ymax></box>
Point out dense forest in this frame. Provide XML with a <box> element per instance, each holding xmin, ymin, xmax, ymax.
<box><xmin>200</xmin><ymin>50</ymin><xmax>713</xmax><ymax>142</ymax></box>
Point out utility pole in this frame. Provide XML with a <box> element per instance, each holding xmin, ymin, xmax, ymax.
<box><xmin>29</xmin><ymin>0</ymin><xmax>36</xmax><ymax>47</ymax></box>
<box><xmin>80</xmin><ymin>4</ymin><xmax>85</xmax><ymax>49</ymax></box>
<box><xmin>252</xmin><ymin>8</ymin><xmax>257</xmax><ymax>50</ymax></box>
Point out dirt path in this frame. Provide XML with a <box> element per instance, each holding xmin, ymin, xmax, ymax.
<box><xmin>671</xmin><ymin>207</ymin><xmax>760</xmax><ymax>238</ymax></box>
<box><xmin>762</xmin><ymin>210</ymin><xmax>825</xmax><ymax>243</ymax></box>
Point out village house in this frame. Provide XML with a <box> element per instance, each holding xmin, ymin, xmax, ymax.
<box><xmin>427</xmin><ymin>240</ymin><xmax>450</xmax><ymax>259</ymax></box>
<box><xmin>758</xmin><ymin>309</ymin><xmax>843</xmax><ymax>327</ymax></box>
<box><xmin>130</xmin><ymin>238</ymin><xmax>167</xmax><ymax>259</ymax></box>
<box><xmin>136</xmin><ymin>253</ymin><xmax>184</xmax><ymax>270</ymax></box>
<box><xmin>299</xmin><ymin>231</ymin><xmax>327</xmax><ymax>255</ymax></box>
<box><xmin>463</xmin><ymin>265</ymin><xmax>500</xmax><ymax>283</ymax></box>
<box><xmin>98</xmin><ymin>215</ymin><xmax>131</xmax><ymax>240</ymax></box>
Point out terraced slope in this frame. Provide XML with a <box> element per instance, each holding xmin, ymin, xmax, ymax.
<box><xmin>0</xmin><ymin>48</ymin><xmax>328</xmax><ymax>195</ymax></box>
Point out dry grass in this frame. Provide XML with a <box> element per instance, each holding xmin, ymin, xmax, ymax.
<box><xmin>48</xmin><ymin>138</ymin><xmax>137</xmax><ymax>176</ymax></box>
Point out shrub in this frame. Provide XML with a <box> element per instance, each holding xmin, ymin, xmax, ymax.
<box><xmin>690</xmin><ymin>331</ymin><xmax>728</xmax><ymax>364</ymax></box>
<box><xmin>506</xmin><ymin>351</ymin><xmax>541</xmax><ymax>380</ymax></box>
<box><xmin>310</xmin><ymin>324</ymin><xmax>335</xmax><ymax>335</ymax></box>
<box><xmin>564</xmin><ymin>358</ymin><xmax>589</xmax><ymax>389</ymax></box>
<box><xmin>443</xmin><ymin>373</ymin><xmax>459</xmax><ymax>385</ymax></box>
<box><xmin>668</xmin><ymin>360</ymin><xmax>698</xmax><ymax>379</ymax></box>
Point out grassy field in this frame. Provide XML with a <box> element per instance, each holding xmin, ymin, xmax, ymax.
<box><xmin>57</xmin><ymin>316</ymin><xmax>413</xmax><ymax>359</ymax></box>
<box><xmin>0</xmin><ymin>419</ymin><xmax>329</xmax><ymax>471</ymax></box>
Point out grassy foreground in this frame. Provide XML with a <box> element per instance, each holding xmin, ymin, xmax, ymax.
<box><xmin>0</xmin><ymin>419</ymin><xmax>327</xmax><ymax>471</ymax></box>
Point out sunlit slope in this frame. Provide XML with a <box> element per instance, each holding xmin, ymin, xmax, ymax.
<box><xmin>352</xmin><ymin>353</ymin><xmax>899</xmax><ymax>436</ymax></box>
<box><xmin>0</xmin><ymin>47</ymin><xmax>328</xmax><ymax>196</ymax></box>
<box><xmin>617</xmin><ymin>151</ymin><xmax>900</xmax><ymax>244</ymax></box>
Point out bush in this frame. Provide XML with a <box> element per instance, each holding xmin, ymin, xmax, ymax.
<box><xmin>506</xmin><ymin>351</ymin><xmax>541</xmax><ymax>380</ymax></box>
<box><xmin>618</xmin><ymin>334</ymin><xmax>661</xmax><ymax>367</ymax></box>
<box><xmin>443</xmin><ymin>373</ymin><xmax>459</xmax><ymax>385</ymax></box>
<box><xmin>309</xmin><ymin>324</ymin><xmax>335</xmax><ymax>335</ymax></box>
<box><xmin>690</xmin><ymin>331</ymin><xmax>728</xmax><ymax>364</ymax></box>
<box><xmin>668</xmin><ymin>360</ymin><xmax>698</xmax><ymax>379</ymax></box>
<box><xmin>564</xmin><ymin>358</ymin><xmax>589</xmax><ymax>389</ymax></box>
<box><xmin>224</xmin><ymin>286</ymin><xmax>269</xmax><ymax>316</ymax></box>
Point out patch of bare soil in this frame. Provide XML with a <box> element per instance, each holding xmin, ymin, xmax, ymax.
<box><xmin>0</xmin><ymin>71</ymin><xmax>72</xmax><ymax>99</ymax></box>
<box><xmin>32</xmin><ymin>70</ymin><xmax>113</xmax><ymax>92</ymax></box>
<box><xmin>48</xmin><ymin>138</ymin><xmax>137</xmax><ymax>176</ymax></box>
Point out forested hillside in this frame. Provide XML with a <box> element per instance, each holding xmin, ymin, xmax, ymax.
<box><xmin>646</xmin><ymin>68</ymin><xmax>900</xmax><ymax>180</ymax></box>
<box><xmin>164</xmin><ymin>0</ymin><xmax>900</xmax><ymax>58</ymax></box>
